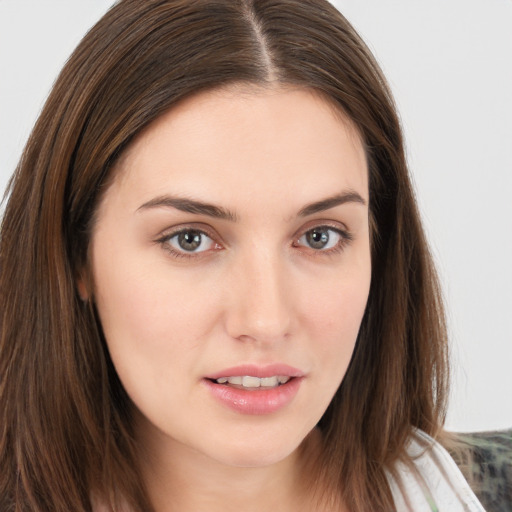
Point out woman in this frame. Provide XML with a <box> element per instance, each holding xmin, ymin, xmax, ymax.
<box><xmin>0</xmin><ymin>0</ymin><xmax>485</xmax><ymax>511</ymax></box>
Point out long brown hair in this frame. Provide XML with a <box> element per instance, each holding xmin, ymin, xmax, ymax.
<box><xmin>0</xmin><ymin>1</ymin><xmax>448</xmax><ymax>510</ymax></box>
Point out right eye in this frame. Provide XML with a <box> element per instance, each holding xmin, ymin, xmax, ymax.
<box><xmin>160</xmin><ymin>228</ymin><xmax>221</xmax><ymax>257</ymax></box>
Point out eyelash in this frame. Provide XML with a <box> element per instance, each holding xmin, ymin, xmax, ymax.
<box><xmin>293</xmin><ymin>225</ymin><xmax>353</xmax><ymax>256</ymax></box>
<box><xmin>156</xmin><ymin>225</ymin><xmax>222</xmax><ymax>260</ymax></box>
<box><xmin>156</xmin><ymin>224</ymin><xmax>353</xmax><ymax>260</ymax></box>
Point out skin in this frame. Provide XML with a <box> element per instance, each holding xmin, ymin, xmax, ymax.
<box><xmin>85</xmin><ymin>85</ymin><xmax>371</xmax><ymax>511</ymax></box>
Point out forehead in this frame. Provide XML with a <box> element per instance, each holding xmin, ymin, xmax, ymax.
<box><xmin>105</xmin><ymin>84</ymin><xmax>368</xmax><ymax>216</ymax></box>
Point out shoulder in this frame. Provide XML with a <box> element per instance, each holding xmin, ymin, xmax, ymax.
<box><xmin>387</xmin><ymin>429</ymin><xmax>487</xmax><ymax>511</ymax></box>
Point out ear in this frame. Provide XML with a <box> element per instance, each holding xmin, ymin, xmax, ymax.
<box><xmin>76</xmin><ymin>270</ymin><xmax>90</xmax><ymax>301</ymax></box>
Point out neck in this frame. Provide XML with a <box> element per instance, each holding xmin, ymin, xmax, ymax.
<box><xmin>136</xmin><ymin>422</ymin><xmax>330</xmax><ymax>512</ymax></box>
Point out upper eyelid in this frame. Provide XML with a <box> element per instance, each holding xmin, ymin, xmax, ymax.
<box><xmin>294</xmin><ymin>226</ymin><xmax>352</xmax><ymax>245</ymax></box>
<box><xmin>293</xmin><ymin>219</ymin><xmax>350</xmax><ymax>238</ymax></box>
<box><xmin>157</xmin><ymin>223</ymin><xmax>221</xmax><ymax>242</ymax></box>
<box><xmin>155</xmin><ymin>220</ymin><xmax>352</xmax><ymax>245</ymax></box>
<box><xmin>156</xmin><ymin>226</ymin><xmax>222</xmax><ymax>259</ymax></box>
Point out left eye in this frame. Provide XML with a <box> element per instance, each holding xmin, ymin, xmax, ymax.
<box><xmin>296</xmin><ymin>227</ymin><xmax>343</xmax><ymax>251</ymax></box>
<box><xmin>166</xmin><ymin>229</ymin><xmax>216</xmax><ymax>253</ymax></box>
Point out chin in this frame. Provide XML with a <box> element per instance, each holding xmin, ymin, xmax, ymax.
<box><xmin>214</xmin><ymin>445</ymin><xmax>296</xmax><ymax>469</ymax></box>
<box><xmin>202</xmin><ymin>427</ymin><xmax>309</xmax><ymax>469</ymax></box>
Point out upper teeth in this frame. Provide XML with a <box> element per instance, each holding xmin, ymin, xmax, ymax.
<box><xmin>215</xmin><ymin>376</ymin><xmax>290</xmax><ymax>388</ymax></box>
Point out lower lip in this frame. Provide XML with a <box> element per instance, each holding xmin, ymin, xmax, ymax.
<box><xmin>203</xmin><ymin>377</ymin><xmax>303</xmax><ymax>415</ymax></box>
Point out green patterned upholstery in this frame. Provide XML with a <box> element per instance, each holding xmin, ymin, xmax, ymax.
<box><xmin>454</xmin><ymin>429</ymin><xmax>512</xmax><ymax>512</ymax></box>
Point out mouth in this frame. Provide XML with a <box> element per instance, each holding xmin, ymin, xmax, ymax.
<box><xmin>203</xmin><ymin>364</ymin><xmax>304</xmax><ymax>415</ymax></box>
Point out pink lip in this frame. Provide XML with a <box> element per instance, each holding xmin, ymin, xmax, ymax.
<box><xmin>203</xmin><ymin>364</ymin><xmax>305</xmax><ymax>415</ymax></box>
<box><xmin>205</xmin><ymin>364</ymin><xmax>304</xmax><ymax>380</ymax></box>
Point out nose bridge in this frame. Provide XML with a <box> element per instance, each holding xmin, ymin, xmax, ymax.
<box><xmin>225</xmin><ymin>244</ymin><xmax>292</xmax><ymax>343</ymax></box>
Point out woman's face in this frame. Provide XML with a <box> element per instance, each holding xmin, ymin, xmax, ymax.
<box><xmin>87</xmin><ymin>86</ymin><xmax>371</xmax><ymax>468</ymax></box>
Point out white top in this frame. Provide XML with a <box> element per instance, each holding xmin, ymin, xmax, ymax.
<box><xmin>388</xmin><ymin>429</ymin><xmax>486</xmax><ymax>511</ymax></box>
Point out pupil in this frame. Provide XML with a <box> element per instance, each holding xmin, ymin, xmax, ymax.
<box><xmin>307</xmin><ymin>229</ymin><xmax>329</xmax><ymax>249</ymax></box>
<box><xmin>178</xmin><ymin>231</ymin><xmax>202</xmax><ymax>251</ymax></box>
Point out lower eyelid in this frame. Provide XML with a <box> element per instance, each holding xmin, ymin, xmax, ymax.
<box><xmin>170</xmin><ymin>234</ymin><xmax>212</xmax><ymax>250</ymax></box>
<box><xmin>156</xmin><ymin>225</ymin><xmax>352</xmax><ymax>259</ymax></box>
<box><xmin>156</xmin><ymin>227</ymin><xmax>225</xmax><ymax>260</ymax></box>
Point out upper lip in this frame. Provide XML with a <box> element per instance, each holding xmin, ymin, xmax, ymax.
<box><xmin>205</xmin><ymin>364</ymin><xmax>305</xmax><ymax>380</ymax></box>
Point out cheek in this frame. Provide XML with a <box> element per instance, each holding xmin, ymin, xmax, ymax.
<box><xmin>302</xmin><ymin>264</ymin><xmax>371</xmax><ymax>378</ymax></box>
<box><xmin>91</xmin><ymin>254</ymin><xmax>216</xmax><ymax>395</ymax></box>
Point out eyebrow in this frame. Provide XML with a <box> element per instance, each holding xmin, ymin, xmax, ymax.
<box><xmin>298</xmin><ymin>190</ymin><xmax>366</xmax><ymax>217</ymax></box>
<box><xmin>137</xmin><ymin>195</ymin><xmax>238</xmax><ymax>221</ymax></box>
<box><xmin>137</xmin><ymin>190</ymin><xmax>366</xmax><ymax>221</ymax></box>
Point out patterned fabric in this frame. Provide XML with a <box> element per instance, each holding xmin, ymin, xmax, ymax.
<box><xmin>454</xmin><ymin>429</ymin><xmax>512</xmax><ymax>512</ymax></box>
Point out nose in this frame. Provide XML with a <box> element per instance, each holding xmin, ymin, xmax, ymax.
<box><xmin>223</xmin><ymin>248</ymin><xmax>293</xmax><ymax>345</ymax></box>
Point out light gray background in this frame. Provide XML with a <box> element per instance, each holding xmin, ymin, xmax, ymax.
<box><xmin>1</xmin><ymin>0</ymin><xmax>511</xmax><ymax>432</ymax></box>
